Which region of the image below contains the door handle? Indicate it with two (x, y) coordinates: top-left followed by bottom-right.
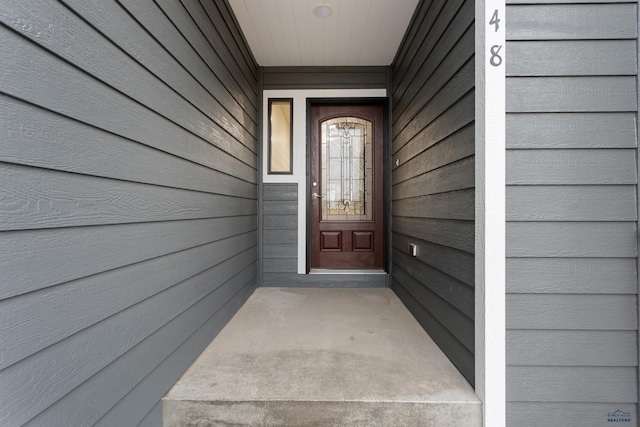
(312, 192), (322, 199)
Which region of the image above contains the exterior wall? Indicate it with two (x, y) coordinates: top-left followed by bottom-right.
(260, 69), (388, 288)
(263, 183), (299, 281)
(263, 66), (388, 90)
(505, 1), (639, 425)
(0, 0), (258, 425)
(390, 0), (476, 384)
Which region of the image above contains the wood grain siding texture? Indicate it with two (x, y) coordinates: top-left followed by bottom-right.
(263, 184), (298, 277)
(506, 1), (639, 425)
(391, 0), (475, 384)
(0, 0), (258, 425)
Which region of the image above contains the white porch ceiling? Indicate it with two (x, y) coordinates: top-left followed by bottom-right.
(228, 0), (419, 67)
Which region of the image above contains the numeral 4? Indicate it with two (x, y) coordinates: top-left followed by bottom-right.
(489, 10), (500, 32)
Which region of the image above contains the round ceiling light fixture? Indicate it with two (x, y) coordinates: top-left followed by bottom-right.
(313, 4), (333, 18)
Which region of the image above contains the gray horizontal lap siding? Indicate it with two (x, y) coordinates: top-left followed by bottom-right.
(263, 66), (388, 90)
(505, 1), (639, 426)
(263, 184), (299, 278)
(390, 0), (475, 384)
(0, 0), (258, 425)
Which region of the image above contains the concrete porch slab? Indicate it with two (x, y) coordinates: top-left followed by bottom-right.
(163, 288), (481, 426)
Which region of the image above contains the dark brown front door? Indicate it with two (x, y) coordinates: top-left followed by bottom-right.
(310, 103), (384, 269)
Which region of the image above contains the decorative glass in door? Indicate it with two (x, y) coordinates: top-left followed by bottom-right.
(320, 117), (373, 221)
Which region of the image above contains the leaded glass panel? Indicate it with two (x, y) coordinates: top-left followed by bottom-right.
(320, 117), (373, 221)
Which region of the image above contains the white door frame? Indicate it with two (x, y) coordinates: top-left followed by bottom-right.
(262, 88), (387, 275)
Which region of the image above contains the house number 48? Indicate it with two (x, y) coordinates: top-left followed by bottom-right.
(489, 9), (502, 67)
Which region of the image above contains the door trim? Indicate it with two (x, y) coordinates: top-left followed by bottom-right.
(308, 101), (386, 270)
(261, 89), (387, 275)
(306, 98), (389, 273)
(475, 0), (506, 424)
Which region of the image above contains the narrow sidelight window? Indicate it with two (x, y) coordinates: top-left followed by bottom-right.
(268, 98), (293, 174)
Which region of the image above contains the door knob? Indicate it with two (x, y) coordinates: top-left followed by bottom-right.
(312, 192), (322, 199)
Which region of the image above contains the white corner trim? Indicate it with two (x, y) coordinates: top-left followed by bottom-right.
(262, 89), (387, 274)
(475, 0), (506, 426)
